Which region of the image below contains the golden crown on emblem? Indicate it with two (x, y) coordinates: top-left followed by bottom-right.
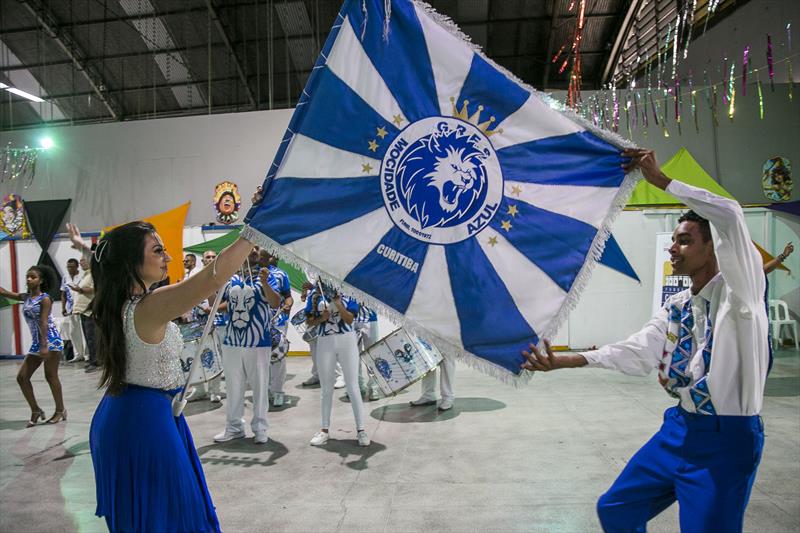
(449, 97), (503, 137)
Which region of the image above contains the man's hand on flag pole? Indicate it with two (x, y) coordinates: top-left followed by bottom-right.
(622, 148), (672, 191)
(521, 339), (588, 372)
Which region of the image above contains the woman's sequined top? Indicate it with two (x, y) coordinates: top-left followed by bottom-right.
(123, 297), (184, 390)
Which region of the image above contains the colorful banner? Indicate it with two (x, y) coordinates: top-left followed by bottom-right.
(242, 0), (638, 379)
(105, 203), (190, 284)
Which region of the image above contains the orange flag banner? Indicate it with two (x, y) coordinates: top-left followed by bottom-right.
(105, 203), (190, 284)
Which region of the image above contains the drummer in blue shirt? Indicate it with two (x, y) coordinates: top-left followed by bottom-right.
(259, 250), (294, 407)
(305, 283), (370, 447)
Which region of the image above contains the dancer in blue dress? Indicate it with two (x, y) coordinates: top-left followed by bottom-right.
(67, 215), (260, 533)
(1, 265), (66, 427)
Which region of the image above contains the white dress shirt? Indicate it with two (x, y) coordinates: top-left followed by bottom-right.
(583, 180), (769, 416)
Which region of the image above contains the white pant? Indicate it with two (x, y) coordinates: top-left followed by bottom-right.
(316, 332), (365, 430)
(222, 345), (269, 434)
(310, 337), (342, 381)
(270, 357), (286, 394)
(63, 314), (85, 358)
(419, 352), (455, 402)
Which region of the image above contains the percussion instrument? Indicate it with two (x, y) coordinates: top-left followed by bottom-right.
(179, 323), (223, 385)
(290, 309), (320, 342)
(360, 328), (443, 396)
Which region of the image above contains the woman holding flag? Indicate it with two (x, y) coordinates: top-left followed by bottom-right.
(68, 193), (260, 532)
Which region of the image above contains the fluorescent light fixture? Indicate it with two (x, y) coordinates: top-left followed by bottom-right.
(6, 87), (45, 103)
(0, 83), (8, 89)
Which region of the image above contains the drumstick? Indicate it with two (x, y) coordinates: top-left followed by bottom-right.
(172, 281), (226, 417)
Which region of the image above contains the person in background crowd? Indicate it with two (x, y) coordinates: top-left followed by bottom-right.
(60, 258), (85, 363)
(213, 248), (281, 445)
(0, 265), (66, 426)
(69, 253), (99, 374)
(259, 250), (293, 408)
(184, 253), (202, 279)
(305, 284), (370, 447)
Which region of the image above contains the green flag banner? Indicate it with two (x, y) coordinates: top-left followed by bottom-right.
(185, 228), (308, 291)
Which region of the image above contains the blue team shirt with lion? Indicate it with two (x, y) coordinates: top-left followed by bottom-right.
(222, 273), (273, 348)
(304, 290), (359, 337)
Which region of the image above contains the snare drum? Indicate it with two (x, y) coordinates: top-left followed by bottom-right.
(360, 328), (443, 396)
(180, 326), (224, 386)
(290, 309), (320, 342)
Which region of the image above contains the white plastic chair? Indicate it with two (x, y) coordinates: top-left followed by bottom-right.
(768, 299), (799, 350)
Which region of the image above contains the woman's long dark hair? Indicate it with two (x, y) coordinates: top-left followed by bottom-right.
(91, 221), (156, 395)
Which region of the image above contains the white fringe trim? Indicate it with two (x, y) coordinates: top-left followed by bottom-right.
(242, 0), (643, 386)
(240, 226), (535, 387)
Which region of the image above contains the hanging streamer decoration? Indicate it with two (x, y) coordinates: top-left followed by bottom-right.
(789, 24), (794, 102)
(728, 60), (736, 120)
(566, 0), (587, 108)
(756, 68), (765, 119)
(689, 72), (699, 133)
(1, 144), (42, 187)
(767, 34), (775, 91)
(742, 45), (749, 96)
(722, 56), (729, 105)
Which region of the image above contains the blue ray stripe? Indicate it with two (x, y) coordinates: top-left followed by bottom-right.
(246, 5), (350, 223)
(345, 0), (438, 122)
(344, 226), (429, 314)
(296, 67), (400, 159)
(445, 238), (536, 375)
(491, 197), (597, 292)
(246, 177), (383, 245)
(456, 54), (530, 128)
(599, 235), (640, 282)
(497, 131), (626, 187)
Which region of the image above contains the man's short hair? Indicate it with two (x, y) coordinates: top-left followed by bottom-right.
(677, 210), (712, 242)
(67, 258), (79, 265)
(185, 253), (196, 258)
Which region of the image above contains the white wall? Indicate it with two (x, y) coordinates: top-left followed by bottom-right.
(0, 109), (294, 229)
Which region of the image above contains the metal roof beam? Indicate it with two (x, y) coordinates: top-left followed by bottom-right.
(601, 0), (646, 86)
(18, 0), (123, 119)
(204, 0), (255, 107)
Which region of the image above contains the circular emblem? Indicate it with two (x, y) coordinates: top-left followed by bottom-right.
(380, 117), (502, 244)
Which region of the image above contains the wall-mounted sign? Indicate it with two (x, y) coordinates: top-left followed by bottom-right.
(214, 181), (241, 224)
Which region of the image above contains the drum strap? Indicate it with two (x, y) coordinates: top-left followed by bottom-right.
(172, 286), (226, 417)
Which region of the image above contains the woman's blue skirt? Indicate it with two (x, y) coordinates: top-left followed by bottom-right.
(90, 384), (221, 533)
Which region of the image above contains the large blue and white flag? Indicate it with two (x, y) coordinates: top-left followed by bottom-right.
(243, 0), (639, 380)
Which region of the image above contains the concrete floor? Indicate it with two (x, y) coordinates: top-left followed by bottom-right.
(0, 348), (798, 533)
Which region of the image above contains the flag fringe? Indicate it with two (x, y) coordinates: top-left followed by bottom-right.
(240, 225), (536, 387)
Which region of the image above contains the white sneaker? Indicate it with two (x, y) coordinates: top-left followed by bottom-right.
(310, 431), (329, 446)
(214, 430), (245, 443)
(254, 430), (269, 444)
(209, 394), (222, 403)
(438, 398), (454, 411)
(357, 430), (371, 447)
(334, 377), (346, 389)
(273, 392), (284, 407)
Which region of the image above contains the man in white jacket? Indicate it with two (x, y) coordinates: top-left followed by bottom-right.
(523, 148), (768, 533)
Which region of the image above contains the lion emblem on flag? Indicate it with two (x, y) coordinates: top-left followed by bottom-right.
(397, 123), (489, 229)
